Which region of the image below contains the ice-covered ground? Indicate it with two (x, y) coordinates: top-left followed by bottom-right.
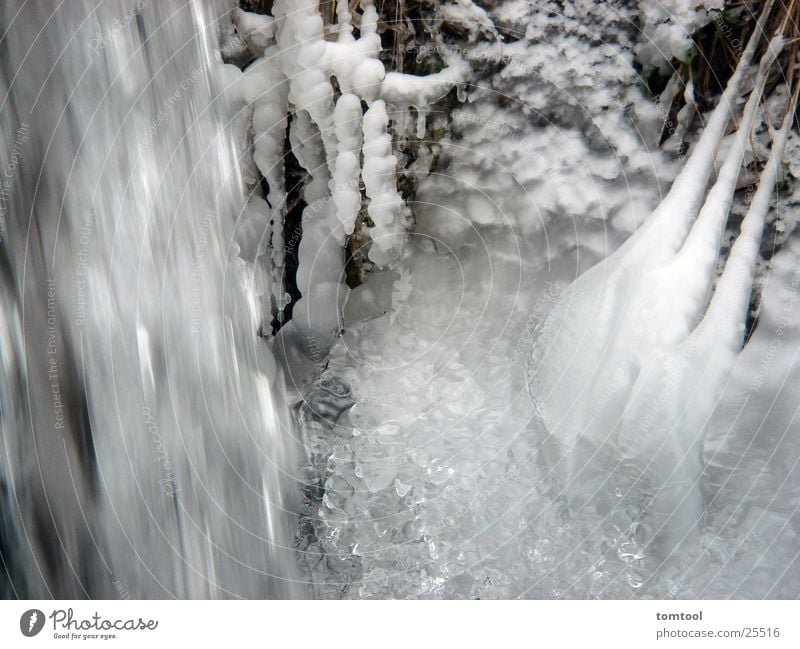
(281, 1), (800, 599)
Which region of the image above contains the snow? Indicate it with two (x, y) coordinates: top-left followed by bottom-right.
(635, 0), (724, 71)
(233, 8), (275, 57)
(381, 61), (469, 109)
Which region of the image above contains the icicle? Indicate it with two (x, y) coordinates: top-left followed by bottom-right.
(697, 87), (798, 350)
(623, 0), (776, 259)
(658, 70), (683, 115)
(326, 0), (384, 101)
(359, 0), (380, 45)
(244, 53), (289, 210)
(243, 0), (479, 330)
(239, 44), (290, 323)
(415, 107), (427, 139)
(273, 0), (338, 173)
(332, 93), (364, 241)
(290, 109), (330, 205)
(666, 34), (784, 332)
(362, 100), (405, 266)
(381, 60), (470, 108)
(336, 0), (354, 42)
(524, 0), (796, 570)
(673, 79), (696, 143)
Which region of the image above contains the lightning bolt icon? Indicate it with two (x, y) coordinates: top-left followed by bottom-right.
(28, 611), (37, 632)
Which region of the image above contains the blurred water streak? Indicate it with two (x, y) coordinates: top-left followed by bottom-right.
(0, 0), (302, 598)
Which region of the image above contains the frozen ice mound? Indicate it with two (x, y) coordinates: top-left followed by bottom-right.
(293, 232), (656, 598)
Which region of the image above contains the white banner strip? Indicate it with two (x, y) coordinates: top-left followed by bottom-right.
(1, 600), (799, 648)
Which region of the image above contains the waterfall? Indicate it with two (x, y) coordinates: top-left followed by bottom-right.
(0, 0), (302, 598)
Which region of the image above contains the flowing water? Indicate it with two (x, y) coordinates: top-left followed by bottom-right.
(0, 0), (302, 598)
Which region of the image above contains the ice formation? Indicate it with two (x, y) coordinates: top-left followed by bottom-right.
(527, 5), (792, 560)
(225, 0), (467, 343)
(293, 0), (800, 600)
(361, 100), (407, 266)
